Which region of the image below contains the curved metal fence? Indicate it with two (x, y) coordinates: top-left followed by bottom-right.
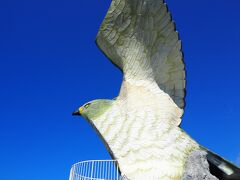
(69, 160), (121, 180)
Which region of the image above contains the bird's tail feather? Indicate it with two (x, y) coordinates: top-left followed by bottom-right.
(200, 146), (240, 180)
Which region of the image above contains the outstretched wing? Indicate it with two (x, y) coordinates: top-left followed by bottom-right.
(96, 0), (186, 109)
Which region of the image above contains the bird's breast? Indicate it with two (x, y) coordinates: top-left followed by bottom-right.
(94, 102), (198, 180)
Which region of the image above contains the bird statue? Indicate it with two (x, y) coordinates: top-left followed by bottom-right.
(72, 0), (240, 179)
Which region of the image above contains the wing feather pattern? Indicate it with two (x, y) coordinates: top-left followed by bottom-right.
(96, 0), (186, 109)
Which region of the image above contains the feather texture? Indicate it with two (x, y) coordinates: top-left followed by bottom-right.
(93, 94), (199, 179)
(96, 0), (186, 109)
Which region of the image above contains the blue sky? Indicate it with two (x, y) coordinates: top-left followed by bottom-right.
(0, 0), (240, 179)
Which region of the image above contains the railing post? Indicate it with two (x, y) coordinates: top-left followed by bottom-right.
(90, 161), (94, 179)
(69, 166), (73, 180)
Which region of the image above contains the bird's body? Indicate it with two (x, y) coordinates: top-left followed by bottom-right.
(87, 81), (199, 179)
(73, 0), (240, 179)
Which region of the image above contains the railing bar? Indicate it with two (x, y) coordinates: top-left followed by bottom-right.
(94, 161), (97, 179)
(113, 161), (115, 180)
(102, 160), (105, 179)
(113, 162), (115, 180)
(81, 163), (83, 180)
(87, 162), (89, 180)
(109, 161), (111, 180)
(102, 160), (104, 179)
(105, 161), (107, 180)
(90, 162), (92, 179)
(114, 162), (117, 180)
(89, 161), (91, 179)
(90, 161), (94, 179)
(98, 161), (101, 179)
(83, 162), (86, 179)
(87, 162), (90, 178)
(105, 160), (107, 179)
(83, 163), (85, 180)
(80, 164), (82, 180)
(74, 165), (77, 180)
(83, 161), (86, 179)
(80, 163), (83, 180)
(100, 161), (102, 179)
(77, 164), (80, 179)
(111, 161), (113, 180)
(107, 160), (109, 179)
(69, 166), (73, 180)
(106, 161), (108, 180)
(97, 162), (101, 178)
(86, 162), (88, 179)
(109, 162), (112, 180)
(70, 166), (72, 180)
(112, 161), (113, 180)
(74, 165), (76, 180)
(75, 164), (78, 180)
(86, 162), (89, 179)
(108, 161), (110, 180)
(98, 161), (100, 179)
(117, 163), (119, 180)
(112, 161), (114, 180)
(106, 161), (108, 179)
(94, 161), (96, 179)
(90, 161), (92, 179)
(110, 161), (111, 180)
(85, 162), (87, 179)
(81, 163), (83, 178)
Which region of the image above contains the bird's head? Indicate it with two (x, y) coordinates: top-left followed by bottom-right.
(72, 99), (113, 121)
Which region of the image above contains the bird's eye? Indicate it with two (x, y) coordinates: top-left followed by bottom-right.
(84, 103), (91, 109)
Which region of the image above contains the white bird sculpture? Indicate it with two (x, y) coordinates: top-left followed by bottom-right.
(73, 0), (240, 179)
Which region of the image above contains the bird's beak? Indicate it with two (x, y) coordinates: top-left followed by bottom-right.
(72, 110), (80, 116)
(72, 106), (84, 116)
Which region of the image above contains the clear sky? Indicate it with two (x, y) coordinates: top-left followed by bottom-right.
(0, 0), (240, 179)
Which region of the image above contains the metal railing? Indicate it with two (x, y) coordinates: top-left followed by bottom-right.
(69, 160), (121, 180)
